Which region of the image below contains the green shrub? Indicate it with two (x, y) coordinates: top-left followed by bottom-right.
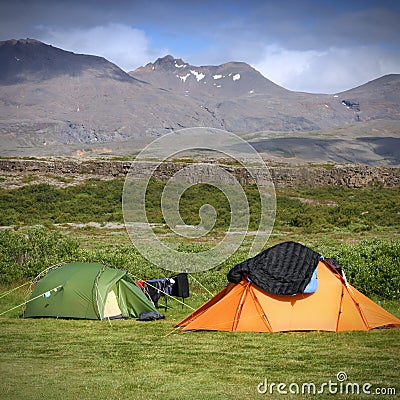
(324, 240), (400, 300)
(0, 227), (80, 283)
(275, 187), (399, 233)
(0, 180), (124, 225)
(1, 179), (399, 234)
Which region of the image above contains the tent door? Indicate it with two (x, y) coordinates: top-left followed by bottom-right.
(103, 285), (122, 319)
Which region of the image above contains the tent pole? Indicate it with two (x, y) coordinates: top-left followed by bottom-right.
(345, 285), (370, 329)
(249, 286), (273, 332)
(94, 267), (106, 320)
(335, 286), (345, 331)
(232, 280), (251, 331)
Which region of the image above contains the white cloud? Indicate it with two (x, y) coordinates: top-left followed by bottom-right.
(36, 23), (167, 71)
(253, 44), (319, 88)
(28, 20), (400, 93)
(254, 44), (400, 93)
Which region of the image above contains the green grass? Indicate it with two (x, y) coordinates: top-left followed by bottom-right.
(0, 316), (399, 400)
(0, 269), (399, 400)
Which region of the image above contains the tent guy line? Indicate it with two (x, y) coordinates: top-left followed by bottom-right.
(0, 281), (30, 299)
(0, 285), (62, 317)
(188, 274), (215, 298)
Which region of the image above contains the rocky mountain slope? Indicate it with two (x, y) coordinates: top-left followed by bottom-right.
(130, 55), (400, 132)
(131, 54), (288, 98)
(0, 39), (219, 144)
(0, 38), (133, 85)
(0, 39), (399, 164)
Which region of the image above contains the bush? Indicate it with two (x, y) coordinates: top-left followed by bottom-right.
(275, 187), (400, 233)
(0, 227), (80, 283)
(1, 180), (399, 235)
(0, 180), (124, 225)
(324, 240), (400, 300)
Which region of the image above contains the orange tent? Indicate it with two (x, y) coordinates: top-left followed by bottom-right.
(177, 244), (400, 332)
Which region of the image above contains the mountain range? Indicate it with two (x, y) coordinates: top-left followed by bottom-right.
(0, 38), (399, 164)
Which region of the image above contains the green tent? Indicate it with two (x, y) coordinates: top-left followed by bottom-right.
(24, 262), (158, 319)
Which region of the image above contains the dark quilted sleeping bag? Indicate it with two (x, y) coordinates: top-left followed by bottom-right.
(227, 241), (321, 295)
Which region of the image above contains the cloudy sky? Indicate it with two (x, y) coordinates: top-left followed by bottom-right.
(1, 0), (399, 93)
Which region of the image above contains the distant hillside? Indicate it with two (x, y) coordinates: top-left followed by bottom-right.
(0, 38), (134, 85)
(0, 39), (399, 164)
(0, 39), (218, 145)
(339, 74), (400, 120)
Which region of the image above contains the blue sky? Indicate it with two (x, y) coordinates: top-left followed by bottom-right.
(1, 0), (399, 93)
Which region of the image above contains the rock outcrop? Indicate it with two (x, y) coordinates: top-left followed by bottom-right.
(0, 159), (399, 188)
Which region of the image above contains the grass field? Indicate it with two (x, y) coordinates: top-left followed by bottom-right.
(0, 180), (399, 399)
(1, 255), (399, 400)
(0, 314), (399, 400)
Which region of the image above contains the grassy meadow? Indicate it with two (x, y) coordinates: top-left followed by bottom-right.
(0, 177), (399, 399)
(0, 318), (399, 400)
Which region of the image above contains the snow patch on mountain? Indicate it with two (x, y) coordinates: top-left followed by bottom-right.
(177, 73), (190, 82)
(213, 74), (223, 80)
(175, 62), (187, 68)
(233, 73), (241, 81)
(190, 70), (205, 82)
